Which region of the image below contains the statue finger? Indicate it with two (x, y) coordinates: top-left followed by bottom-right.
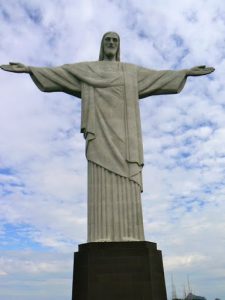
(0, 64), (12, 70)
(203, 67), (214, 74)
(208, 67), (215, 72)
(9, 62), (20, 65)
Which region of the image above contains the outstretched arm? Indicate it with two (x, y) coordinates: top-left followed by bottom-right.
(138, 65), (215, 99)
(0, 62), (31, 73)
(1, 62), (82, 97)
(186, 65), (215, 76)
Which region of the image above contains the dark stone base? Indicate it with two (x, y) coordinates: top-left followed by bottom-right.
(72, 241), (167, 300)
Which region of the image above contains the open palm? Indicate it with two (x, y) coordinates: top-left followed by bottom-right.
(0, 62), (28, 73)
(187, 65), (215, 76)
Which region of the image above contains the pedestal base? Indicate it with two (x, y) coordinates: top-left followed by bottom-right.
(72, 241), (167, 300)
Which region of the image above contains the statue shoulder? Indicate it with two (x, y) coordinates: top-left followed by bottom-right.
(120, 62), (139, 73)
(61, 61), (98, 73)
(63, 61), (94, 68)
(122, 62), (137, 68)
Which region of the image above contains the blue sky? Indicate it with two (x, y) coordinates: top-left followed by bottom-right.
(0, 1), (225, 299)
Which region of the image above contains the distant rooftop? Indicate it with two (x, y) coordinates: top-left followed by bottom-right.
(185, 293), (206, 300)
(173, 293), (207, 300)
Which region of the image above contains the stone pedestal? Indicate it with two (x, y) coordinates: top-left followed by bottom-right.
(71, 241), (167, 300)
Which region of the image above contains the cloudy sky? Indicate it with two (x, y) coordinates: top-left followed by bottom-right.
(0, 0), (224, 299)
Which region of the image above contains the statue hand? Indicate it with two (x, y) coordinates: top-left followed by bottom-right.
(187, 65), (215, 76)
(0, 62), (29, 73)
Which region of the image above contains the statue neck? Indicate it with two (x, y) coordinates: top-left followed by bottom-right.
(103, 54), (117, 61)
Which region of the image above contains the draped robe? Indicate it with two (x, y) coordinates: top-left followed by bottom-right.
(30, 61), (187, 242)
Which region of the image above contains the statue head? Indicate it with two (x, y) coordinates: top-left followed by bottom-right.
(99, 32), (120, 61)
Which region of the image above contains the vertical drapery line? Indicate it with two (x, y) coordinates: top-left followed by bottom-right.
(111, 173), (115, 239)
(87, 161), (145, 242)
(97, 164), (101, 240)
(131, 181), (136, 238)
(87, 161), (91, 241)
(134, 181), (139, 238)
(125, 178), (131, 238)
(111, 170), (115, 239)
(122, 176), (128, 238)
(88, 161), (94, 242)
(136, 182), (143, 238)
(106, 165), (111, 240)
(93, 162), (97, 240)
(89, 161), (92, 241)
(101, 166), (106, 239)
(114, 173), (119, 240)
(117, 174), (122, 240)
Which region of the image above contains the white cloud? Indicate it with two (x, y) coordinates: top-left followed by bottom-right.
(0, 1), (225, 299)
(164, 254), (208, 271)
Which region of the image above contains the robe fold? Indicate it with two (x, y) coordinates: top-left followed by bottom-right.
(30, 61), (187, 241)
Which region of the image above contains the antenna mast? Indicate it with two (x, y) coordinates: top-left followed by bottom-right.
(171, 274), (177, 299)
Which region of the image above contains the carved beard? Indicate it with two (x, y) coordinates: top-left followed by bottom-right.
(103, 46), (118, 59)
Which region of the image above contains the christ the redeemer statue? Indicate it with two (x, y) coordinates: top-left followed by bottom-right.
(1, 32), (214, 243)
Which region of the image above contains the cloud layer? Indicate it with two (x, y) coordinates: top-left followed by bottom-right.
(0, 1), (224, 299)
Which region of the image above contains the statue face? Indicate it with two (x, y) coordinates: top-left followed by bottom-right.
(103, 32), (119, 60)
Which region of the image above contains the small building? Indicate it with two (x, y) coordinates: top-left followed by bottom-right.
(172, 292), (207, 300)
(185, 293), (207, 300)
